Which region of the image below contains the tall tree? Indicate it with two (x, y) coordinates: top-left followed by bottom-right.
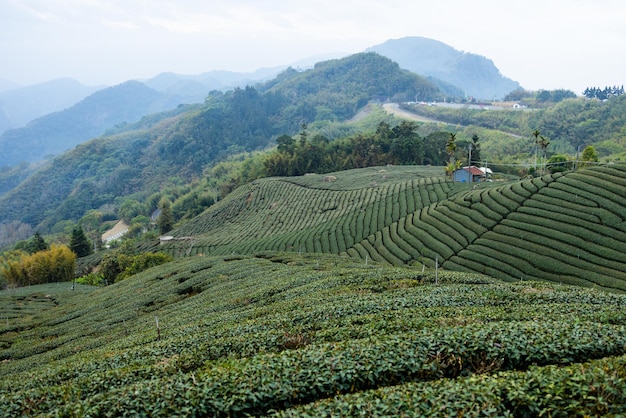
(537, 135), (551, 175)
(276, 134), (296, 155)
(532, 129), (541, 173)
(445, 133), (457, 178)
(30, 231), (49, 253)
(69, 226), (92, 257)
(446, 133), (457, 164)
(157, 199), (175, 235)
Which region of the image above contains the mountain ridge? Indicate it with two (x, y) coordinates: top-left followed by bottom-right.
(367, 36), (521, 99)
(0, 81), (189, 168)
(0, 53), (438, 232)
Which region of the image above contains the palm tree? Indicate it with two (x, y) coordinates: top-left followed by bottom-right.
(532, 129), (541, 173)
(538, 135), (550, 175)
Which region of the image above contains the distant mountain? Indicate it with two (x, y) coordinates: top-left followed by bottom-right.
(366, 36), (521, 99)
(0, 81), (185, 168)
(142, 53), (348, 102)
(0, 78), (101, 134)
(143, 67), (286, 102)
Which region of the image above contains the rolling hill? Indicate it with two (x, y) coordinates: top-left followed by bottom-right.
(0, 78), (101, 135)
(160, 164), (626, 291)
(1, 253), (625, 415)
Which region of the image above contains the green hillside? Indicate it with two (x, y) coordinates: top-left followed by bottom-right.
(161, 164), (626, 291)
(1, 254), (626, 416)
(0, 53), (441, 234)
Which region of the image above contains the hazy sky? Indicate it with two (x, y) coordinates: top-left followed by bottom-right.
(2, 0), (625, 94)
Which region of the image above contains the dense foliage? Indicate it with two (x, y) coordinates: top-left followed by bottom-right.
(583, 85), (624, 100)
(262, 53), (439, 128)
(406, 94), (626, 161)
(503, 88), (577, 105)
(0, 244), (75, 287)
(263, 121), (450, 177)
(1, 254), (625, 415)
(69, 226), (92, 257)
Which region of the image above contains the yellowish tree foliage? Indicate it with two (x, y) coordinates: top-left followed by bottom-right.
(0, 244), (76, 287)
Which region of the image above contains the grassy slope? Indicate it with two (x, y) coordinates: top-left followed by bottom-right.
(163, 164), (626, 291)
(1, 253), (625, 416)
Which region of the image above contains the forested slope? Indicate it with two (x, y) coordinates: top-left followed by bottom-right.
(0, 53), (441, 234)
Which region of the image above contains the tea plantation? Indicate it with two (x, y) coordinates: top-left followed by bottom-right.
(163, 164), (626, 291)
(1, 253), (626, 416)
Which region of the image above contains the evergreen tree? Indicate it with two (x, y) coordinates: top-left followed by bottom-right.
(30, 231), (49, 253)
(157, 199), (174, 235)
(69, 226), (93, 257)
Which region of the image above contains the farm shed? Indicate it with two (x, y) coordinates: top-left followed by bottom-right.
(453, 166), (486, 183)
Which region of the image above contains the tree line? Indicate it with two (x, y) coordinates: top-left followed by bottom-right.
(582, 86), (624, 100)
(262, 121), (453, 177)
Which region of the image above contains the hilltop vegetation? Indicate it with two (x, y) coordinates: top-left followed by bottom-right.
(160, 164), (626, 291)
(1, 254), (625, 415)
(406, 93), (626, 160)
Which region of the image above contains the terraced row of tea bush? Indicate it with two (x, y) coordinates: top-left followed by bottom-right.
(167, 166), (466, 257)
(1, 253), (626, 416)
(444, 165), (626, 290)
(162, 164), (626, 290)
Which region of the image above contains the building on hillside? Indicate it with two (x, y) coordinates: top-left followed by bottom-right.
(453, 166), (488, 183)
(101, 220), (129, 247)
(478, 167), (493, 178)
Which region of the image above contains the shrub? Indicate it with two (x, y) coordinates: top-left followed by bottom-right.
(75, 273), (105, 286)
(116, 252), (174, 281)
(105, 252), (175, 282)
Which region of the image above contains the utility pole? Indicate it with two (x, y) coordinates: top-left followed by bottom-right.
(574, 145), (582, 171)
(468, 143), (473, 186)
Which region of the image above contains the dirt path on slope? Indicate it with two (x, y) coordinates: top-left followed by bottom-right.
(382, 103), (447, 124)
(383, 103), (523, 138)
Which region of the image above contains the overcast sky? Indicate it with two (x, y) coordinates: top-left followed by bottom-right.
(1, 0), (624, 94)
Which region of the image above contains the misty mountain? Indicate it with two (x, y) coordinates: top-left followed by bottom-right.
(0, 81), (188, 168)
(142, 53), (346, 101)
(366, 36), (521, 99)
(143, 67), (286, 102)
(0, 78), (101, 135)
